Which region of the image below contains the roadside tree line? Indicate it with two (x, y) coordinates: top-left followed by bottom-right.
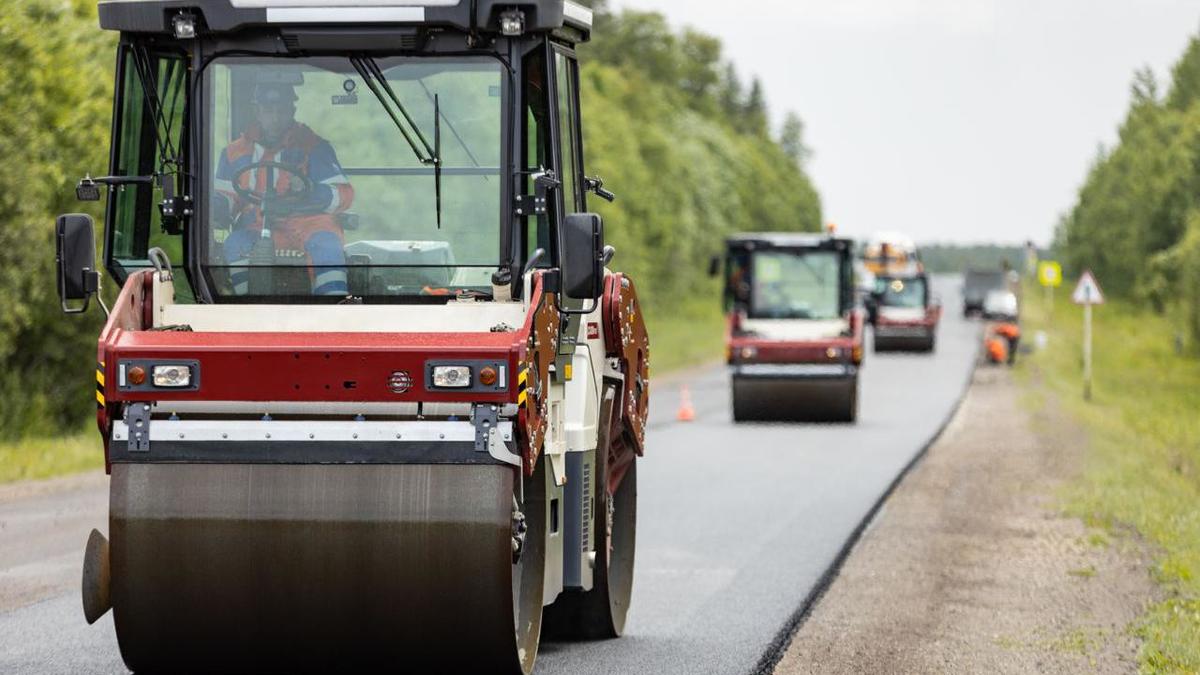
(1057, 34), (1200, 351)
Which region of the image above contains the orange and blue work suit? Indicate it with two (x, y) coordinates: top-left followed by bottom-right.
(215, 122), (355, 296)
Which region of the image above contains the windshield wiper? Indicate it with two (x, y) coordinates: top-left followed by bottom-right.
(351, 56), (436, 164)
(417, 80), (484, 173)
(351, 56), (443, 228)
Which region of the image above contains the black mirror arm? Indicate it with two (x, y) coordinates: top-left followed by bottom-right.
(60, 270), (108, 318)
(556, 288), (602, 317)
(76, 174), (155, 202)
(584, 176), (615, 202)
(59, 270), (98, 315)
(523, 248), (547, 278)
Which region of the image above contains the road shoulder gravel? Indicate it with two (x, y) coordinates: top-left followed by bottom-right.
(774, 366), (1158, 674)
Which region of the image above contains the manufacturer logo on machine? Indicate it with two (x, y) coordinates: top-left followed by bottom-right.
(388, 370), (413, 394)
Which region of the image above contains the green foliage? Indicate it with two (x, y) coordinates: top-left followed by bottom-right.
(1058, 35), (1200, 349)
(0, 0), (113, 439)
(579, 5), (822, 318)
(779, 112), (812, 168)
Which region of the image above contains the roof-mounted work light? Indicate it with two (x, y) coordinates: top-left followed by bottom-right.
(499, 9), (526, 36)
(172, 13), (197, 39)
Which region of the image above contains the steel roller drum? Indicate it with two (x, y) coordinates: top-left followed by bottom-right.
(732, 376), (858, 423)
(109, 462), (540, 674)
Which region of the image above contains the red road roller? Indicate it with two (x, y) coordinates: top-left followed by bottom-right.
(56, 2), (649, 672)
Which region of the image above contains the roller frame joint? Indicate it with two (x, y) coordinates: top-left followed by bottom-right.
(124, 403), (152, 453)
(472, 404), (501, 454)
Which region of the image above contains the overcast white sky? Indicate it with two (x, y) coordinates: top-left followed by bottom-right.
(613, 0), (1200, 245)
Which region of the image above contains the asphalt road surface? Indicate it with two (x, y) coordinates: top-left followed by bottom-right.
(0, 276), (977, 675)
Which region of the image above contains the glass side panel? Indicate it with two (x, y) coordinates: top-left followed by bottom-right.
(523, 48), (552, 262)
(554, 51), (581, 215)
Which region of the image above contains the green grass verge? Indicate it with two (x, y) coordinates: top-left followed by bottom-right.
(1020, 283), (1200, 673)
(643, 298), (727, 376)
(0, 429), (104, 484)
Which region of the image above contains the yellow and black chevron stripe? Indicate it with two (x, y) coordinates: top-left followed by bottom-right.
(96, 362), (106, 408)
(517, 367), (529, 408)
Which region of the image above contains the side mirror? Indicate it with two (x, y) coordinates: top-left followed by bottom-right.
(708, 255), (721, 278)
(562, 213), (605, 302)
(56, 214), (100, 314)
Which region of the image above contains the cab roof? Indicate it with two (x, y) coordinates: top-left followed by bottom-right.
(726, 232), (852, 251)
(98, 0), (593, 41)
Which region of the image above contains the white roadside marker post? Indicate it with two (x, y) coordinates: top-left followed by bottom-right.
(1083, 302), (1093, 399)
(1072, 270), (1105, 401)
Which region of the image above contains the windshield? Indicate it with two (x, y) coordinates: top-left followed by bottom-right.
(877, 277), (927, 308)
(202, 56), (503, 301)
(749, 250), (842, 320)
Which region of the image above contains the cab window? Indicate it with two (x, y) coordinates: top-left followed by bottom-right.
(554, 50), (584, 216)
(522, 48), (553, 263)
(106, 46), (193, 301)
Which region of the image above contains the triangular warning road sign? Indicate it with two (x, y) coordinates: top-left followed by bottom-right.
(1072, 270), (1105, 305)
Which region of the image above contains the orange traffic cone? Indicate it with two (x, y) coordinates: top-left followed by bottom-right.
(677, 385), (696, 422)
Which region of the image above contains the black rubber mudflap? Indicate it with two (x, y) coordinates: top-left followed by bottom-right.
(732, 375), (858, 423)
(109, 463), (533, 674)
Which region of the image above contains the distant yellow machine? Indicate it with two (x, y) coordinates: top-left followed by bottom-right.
(862, 232), (922, 277)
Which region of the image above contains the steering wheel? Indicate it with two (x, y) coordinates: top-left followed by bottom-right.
(231, 160), (314, 207)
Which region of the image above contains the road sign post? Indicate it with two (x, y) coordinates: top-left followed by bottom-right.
(1072, 270), (1105, 401)
(1039, 261), (1063, 317)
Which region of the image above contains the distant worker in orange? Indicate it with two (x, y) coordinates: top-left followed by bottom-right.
(994, 321), (1021, 366)
(982, 288), (1021, 366)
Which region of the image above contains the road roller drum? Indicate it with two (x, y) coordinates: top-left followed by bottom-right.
(108, 462), (545, 674)
(732, 373), (858, 423)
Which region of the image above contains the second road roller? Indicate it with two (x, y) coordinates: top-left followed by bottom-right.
(54, 1), (649, 672)
(713, 233), (864, 423)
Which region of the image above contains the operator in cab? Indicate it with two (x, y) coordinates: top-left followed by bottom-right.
(212, 83), (355, 296)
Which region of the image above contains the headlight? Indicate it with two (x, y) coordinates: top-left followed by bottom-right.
(152, 364), (193, 388)
(432, 366), (472, 389)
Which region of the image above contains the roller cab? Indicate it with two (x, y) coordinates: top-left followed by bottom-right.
(54, 2), (650, 673)
(869, 272), (941, 352)
(714, 234), (862, 423)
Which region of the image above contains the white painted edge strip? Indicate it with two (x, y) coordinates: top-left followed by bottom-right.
(266, 7), (426, 23)
(114, 419), (514, 444)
